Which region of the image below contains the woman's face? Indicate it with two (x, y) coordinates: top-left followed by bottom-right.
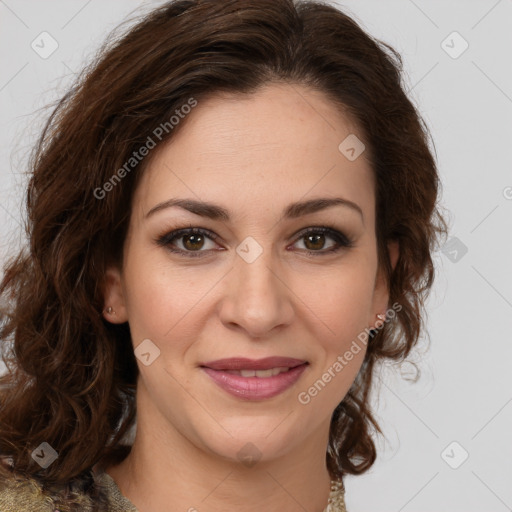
(105, 82), (396, 466)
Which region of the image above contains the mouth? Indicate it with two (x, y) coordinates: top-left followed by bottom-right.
(221, 367), (294, 377)
(199, 357), (309, 400)
(199, 356), (308, 372)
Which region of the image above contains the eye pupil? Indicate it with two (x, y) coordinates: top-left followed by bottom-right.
(305, 233), (325, 250)
(158, 226), (349, 258)
(184, 234), (204, 250)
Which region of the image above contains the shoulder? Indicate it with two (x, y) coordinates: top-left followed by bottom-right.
(0, 474), (55, 511)
(95, 471), (139, 512)
(328, 479), (348, 512)
(0, 470), (139, 512)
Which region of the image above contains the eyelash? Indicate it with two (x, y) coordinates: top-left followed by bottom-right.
(156, 225), (354, 258)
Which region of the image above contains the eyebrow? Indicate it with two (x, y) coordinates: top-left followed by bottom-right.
(145, 197), (363, 222)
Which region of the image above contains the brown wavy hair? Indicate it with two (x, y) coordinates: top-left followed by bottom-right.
(0, 0), (448, 508)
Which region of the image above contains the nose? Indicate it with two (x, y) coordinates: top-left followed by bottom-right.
(218, 250), (295, 338)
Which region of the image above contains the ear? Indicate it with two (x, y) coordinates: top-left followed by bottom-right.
(369, 240), (399, 325)
(102, 266), (129, 324)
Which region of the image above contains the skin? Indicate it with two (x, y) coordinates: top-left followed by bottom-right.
(100, 82), (399, 512)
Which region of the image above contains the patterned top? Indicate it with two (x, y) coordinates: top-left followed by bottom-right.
(0, 471), (347, 511)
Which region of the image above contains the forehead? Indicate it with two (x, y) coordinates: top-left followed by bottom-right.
(134, 83), (375, 224)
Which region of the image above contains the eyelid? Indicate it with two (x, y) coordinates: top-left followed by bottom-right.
(155, 224), (354, 257)
(156, 226), (221, 254)
(292, 226), (354, 248)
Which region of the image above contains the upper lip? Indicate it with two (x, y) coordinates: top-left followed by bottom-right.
(200, 357), (308, 371)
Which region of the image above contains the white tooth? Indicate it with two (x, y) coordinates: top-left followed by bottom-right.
(254, 369), (274, 378)
(242, 367), (291, 377)
(225, 367), (293, 377)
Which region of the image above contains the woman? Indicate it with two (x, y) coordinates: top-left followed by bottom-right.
(0, 0), (448, 510)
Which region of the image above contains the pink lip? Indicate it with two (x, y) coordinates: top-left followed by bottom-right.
(200, 360), (309, 401)
(200, 357), (307, 371)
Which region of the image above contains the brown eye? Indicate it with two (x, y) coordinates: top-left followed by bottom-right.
(303, 233), (327, 251)
(182, 233), (206, 251)
(156, 225), (353, 259)
(156, 227), (220, 257)
(292, 226), (354, 254)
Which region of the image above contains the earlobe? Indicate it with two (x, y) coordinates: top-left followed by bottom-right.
(102, 266), (128, 323)
(369, 239), (400, 328)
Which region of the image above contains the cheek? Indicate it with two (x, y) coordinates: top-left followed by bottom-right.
(303, 268), (373, 402)
(303, 259), (376, 341)
(121, 249), (205, 343)
(123, 235), (377, 346)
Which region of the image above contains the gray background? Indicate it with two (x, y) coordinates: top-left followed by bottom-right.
(1, 1), (511, 511)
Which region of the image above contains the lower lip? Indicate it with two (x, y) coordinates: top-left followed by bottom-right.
(201, 364), (308, 400)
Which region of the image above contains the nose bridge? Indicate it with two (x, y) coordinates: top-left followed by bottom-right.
(221, 239), (293, 336)
(237, 247), (277, 296)
(235, 242), (281, 307)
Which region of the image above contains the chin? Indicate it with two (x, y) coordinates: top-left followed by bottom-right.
(197, 421), (301, 466)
